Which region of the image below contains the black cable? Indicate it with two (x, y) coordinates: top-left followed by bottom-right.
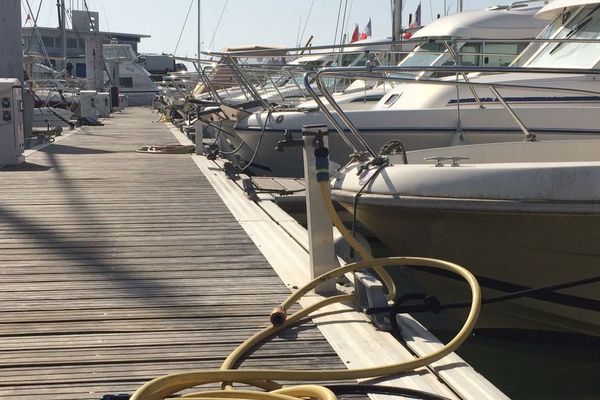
(325, 384), (452, 400)
(367, 274), (600, 315)
(238, 111), (272, 172)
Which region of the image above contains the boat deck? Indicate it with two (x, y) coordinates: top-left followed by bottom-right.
(0, 107), (504, 400)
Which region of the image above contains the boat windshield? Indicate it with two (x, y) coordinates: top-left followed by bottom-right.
(103, 45), (137, 62)
(516, 5), (600, 69)
(398, 42), (449, 73)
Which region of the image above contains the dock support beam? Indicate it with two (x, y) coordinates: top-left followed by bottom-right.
(302, 125), (337, 294)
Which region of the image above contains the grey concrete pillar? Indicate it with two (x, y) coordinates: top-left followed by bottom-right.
(0, 0), (23, 81)
(0, 0), (32, 139)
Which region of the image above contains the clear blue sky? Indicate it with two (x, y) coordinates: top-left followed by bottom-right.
(24, 1), (522, 56)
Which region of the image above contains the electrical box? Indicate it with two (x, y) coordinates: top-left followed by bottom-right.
(96, 92), (111, 117)
(0, 78), (24, 166)
(79, 90), (97, 120)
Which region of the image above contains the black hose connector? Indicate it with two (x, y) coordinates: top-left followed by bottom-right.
(314, 147), (330, 182)
(270, 306), (287, 326)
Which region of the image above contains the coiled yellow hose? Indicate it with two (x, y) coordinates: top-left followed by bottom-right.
(129, 181), (481, 400)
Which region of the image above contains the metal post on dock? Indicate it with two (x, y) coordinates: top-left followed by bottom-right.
(195, 120), (205, 155)
(302, 125), (337, 294)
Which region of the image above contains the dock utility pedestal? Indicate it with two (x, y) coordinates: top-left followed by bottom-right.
(79, 90), (98, 122)
(0, 78), (24, 166)
(97, 92), (111, 117)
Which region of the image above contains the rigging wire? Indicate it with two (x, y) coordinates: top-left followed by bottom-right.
(206, 0), (231, 51)
(342, 0), (355, 42)
(333, 0), (344, 47)
(339, 0), (349, 45)
(25, 0), (45, 54)
(295, 14), (302, 47)
(208, 0), (229, 52)
(174, 0), (195, 55)
(101, 4), (111, 33)
(298, 0), (315, 48)
(23, 0), (53, 67)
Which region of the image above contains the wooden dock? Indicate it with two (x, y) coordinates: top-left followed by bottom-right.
(0, 107), (506, 400)
(0, 109), (346, 399)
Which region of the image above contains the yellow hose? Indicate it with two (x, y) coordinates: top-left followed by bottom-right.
(130, 257), (480, 400)
(129, 177), (481, 400)
(318, 181), (397, 300)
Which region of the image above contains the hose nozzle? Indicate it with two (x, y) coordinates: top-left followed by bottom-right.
(270, 306), (287, 326)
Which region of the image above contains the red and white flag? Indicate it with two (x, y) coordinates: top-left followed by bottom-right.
(403, 2), (422, 39)
(359, 18), (372, 40)
(350, 23), (360, 43)
(410, 2), (422, 28)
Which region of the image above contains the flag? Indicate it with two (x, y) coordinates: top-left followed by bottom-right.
(403, 2), (422, 39)
(25, 14), (32, 24)
(409, 2), (422, 28)
(350, 23), (360, 43)
(359, 18), (371, 40)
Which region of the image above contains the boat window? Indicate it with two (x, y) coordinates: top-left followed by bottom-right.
(458, 43), (481, 66)
(329, 53), (369, 67)
(350, 53), (369, 66)
(481, 43), (521, 66)
(525, 5), (600, 69)
(104, 45), (137, 62)
(350, 94), (384, 103)
(383, 93), (400, 106)
(511, 13), (564, 67)
(119, 77), (133, 88)
(399, 42), (448, 71)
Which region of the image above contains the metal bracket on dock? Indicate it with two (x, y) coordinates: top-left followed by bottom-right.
(354, 271), (392, 331)
(242, 178), (258, 200)
(223, 162), (241, 180)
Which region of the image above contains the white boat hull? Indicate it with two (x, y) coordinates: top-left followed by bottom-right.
(331, 142), (600, 336)
(234, 105), (600, 177)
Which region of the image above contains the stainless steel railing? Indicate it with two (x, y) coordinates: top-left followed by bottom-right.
(303, 65), (600, 159)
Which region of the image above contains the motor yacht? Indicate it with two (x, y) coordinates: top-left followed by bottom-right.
(329, 0), (600, 337)
(233, 4), (586, 177)
(103, 43), (159, 106)
(199, 39), (398, 166)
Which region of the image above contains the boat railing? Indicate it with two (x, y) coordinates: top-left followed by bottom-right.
(192, 40), (415, 108)
(195, 52), (398, 108)
(191, 37), (554, 110)
(303, 64), (600, 160)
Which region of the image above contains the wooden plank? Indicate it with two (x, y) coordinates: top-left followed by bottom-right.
(0, 108), (349, 400)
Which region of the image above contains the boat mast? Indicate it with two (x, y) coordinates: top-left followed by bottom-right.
(392, 0), (402, 62)
(58, 0), (67, 70)
(197, 0), (201, 63)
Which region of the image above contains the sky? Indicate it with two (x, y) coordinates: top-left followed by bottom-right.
(23, 0), (524, 57)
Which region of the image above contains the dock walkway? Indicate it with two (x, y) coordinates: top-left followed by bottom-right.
(0, 108), (347, 399)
